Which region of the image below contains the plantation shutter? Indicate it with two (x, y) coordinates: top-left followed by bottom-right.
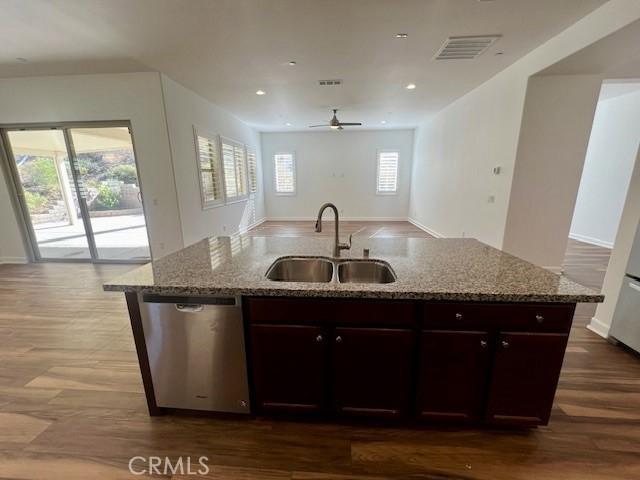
(221, 138), (248, 201)
(376, 151), (399, 194)
(196, 133), (223, 207)
(274, 153), (295, 194)
(247, 151), (258, 193)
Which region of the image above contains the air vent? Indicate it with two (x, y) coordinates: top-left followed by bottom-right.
(318, 79), (342, 86)
(434, 35), (501, 60)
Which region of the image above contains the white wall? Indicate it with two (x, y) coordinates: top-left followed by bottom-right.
(262, 130), (413, 220)
(502, 74), (603, 271)
(590, 147), (640, 337)
(0, 72), (183, 261)
(409, 69), (524, 244)
(569, 87), (640, 248)
(160, 75), (265, 246)
(409, 0), (640, 255)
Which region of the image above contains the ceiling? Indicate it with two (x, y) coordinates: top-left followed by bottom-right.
(7, 127), (131, 155)
(0, 0), (607, 131)
(540, 18), (640, 78)
(599, 81), (640, 101)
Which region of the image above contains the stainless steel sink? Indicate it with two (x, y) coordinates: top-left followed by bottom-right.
(265, 257), (334, 283)
(337, 260), (397, 284)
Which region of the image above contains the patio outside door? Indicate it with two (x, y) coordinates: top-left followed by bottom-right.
(2, 124), (151, 263)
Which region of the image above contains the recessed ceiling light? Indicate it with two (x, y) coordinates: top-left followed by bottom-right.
(288, 61), (297, 66)
(406, 83), (416, 90)
(256, 90), (266, 95)
(395, 33), (408, 39)
(285, 122), (292, 126)
(380, 120), (387, 124)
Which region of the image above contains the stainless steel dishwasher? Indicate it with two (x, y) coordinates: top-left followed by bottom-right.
(139, 294), (250, 413)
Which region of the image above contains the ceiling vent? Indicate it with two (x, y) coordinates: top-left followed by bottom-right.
(434, 35), (501, 60)
(318, 79), (342, 86)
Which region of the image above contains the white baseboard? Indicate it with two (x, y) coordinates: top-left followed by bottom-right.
(407, 218), (444, 238)
(264, 216), (409, 222)
(569, 232), (614, 249)
(0, 256), (29, 264)
(542, 265), (563, 275)
(587, 317), (610, 339)
(240, 217), (266, 233)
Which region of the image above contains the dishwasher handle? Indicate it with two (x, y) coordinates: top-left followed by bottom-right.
(175, 303), (204, 313)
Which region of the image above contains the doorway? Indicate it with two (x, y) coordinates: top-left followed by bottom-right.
(1, 123), (151, 263)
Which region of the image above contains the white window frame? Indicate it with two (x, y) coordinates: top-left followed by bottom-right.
(220, 136), (249, 204)
(247, 149), (258, 195)
(193, 126), (224, 209)
(273, 151), (296, 196)
(375, 150), (399, 195)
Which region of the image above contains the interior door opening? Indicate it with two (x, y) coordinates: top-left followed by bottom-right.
(2, 123), (151, 263)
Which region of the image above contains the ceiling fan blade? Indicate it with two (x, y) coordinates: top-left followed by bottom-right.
(338, 122), (362, 126)
(309, 124), (330, 128)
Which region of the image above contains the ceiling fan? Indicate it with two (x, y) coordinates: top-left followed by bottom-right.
(309, 109), (362, 130)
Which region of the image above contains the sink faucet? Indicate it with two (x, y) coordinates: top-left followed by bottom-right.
(315, 202), (352, 257)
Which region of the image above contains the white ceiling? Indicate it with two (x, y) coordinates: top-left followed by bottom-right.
(0, 0), (607, 131)
(599, 81), (640, 101)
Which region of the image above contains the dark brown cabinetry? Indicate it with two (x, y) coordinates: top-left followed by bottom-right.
(250, 324), (327, 413)
(417, 330), (490, 421)
(486, 332), (569, 426)
(246, 297), (575, 427)
(332, 327), (414, 417)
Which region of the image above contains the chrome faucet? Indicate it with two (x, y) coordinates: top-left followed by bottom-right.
(315, 202), (352, 257)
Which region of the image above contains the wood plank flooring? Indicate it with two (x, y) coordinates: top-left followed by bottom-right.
(0, 223), (639, 479)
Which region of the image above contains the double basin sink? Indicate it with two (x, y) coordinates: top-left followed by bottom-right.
(266, 256), (396, 284)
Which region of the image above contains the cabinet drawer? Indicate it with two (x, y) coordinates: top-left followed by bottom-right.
(246, 297), (415, 327)
(245, 297), (332, 324)
(423, 303), (574, 332)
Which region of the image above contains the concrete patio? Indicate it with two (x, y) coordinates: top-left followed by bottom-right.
(35, 214), (150, 261)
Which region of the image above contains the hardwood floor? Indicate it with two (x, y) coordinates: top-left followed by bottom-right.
(0, 224), (639, 479)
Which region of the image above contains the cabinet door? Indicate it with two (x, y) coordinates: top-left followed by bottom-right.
(486, 332), (568, 426)
(332, 327), (414, 417)
(417, 330), (490, 421)
(250, 324), (326, 414)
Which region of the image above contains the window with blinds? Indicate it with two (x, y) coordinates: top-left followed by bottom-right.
(274, 152), (295, 194)
(247, 151), (258, 194)
(376, 151), (399, 194)
(221, 137), (248, 202)
(195, 130), (224, 208)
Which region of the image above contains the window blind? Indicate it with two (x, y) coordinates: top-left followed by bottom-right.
(274, 153), (295, 194)
(196, 133), (223, 207)
(376, 151), (399, 194)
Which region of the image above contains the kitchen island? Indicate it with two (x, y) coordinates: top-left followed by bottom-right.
(104, 234), (603, 427)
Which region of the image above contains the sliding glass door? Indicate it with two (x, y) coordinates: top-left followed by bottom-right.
(67, 127), (150, 261)
(2, 124), (150, 263)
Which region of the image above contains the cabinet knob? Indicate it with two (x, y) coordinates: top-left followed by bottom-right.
(501, 340), (510, 349)
(335, 335), (343, 344)
(480, 340), (488, 348)
(455, 313), (463, 320)
(535, 314), (544, 324)
(315, 334), (323, 343)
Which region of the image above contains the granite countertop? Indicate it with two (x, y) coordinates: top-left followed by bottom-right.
(103, 235), (603, 303)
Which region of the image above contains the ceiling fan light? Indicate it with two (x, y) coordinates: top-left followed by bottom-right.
(330, 125), (340, 130)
